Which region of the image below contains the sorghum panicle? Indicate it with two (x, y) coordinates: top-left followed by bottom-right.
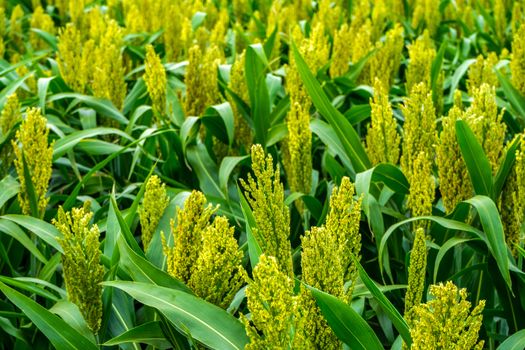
(242, 255), (307, 349)
(188, 216), (245, 309)
(144, 44), (167, 121)
(53, 202), (104, 333)
(240, 145), (294, 277)
(410, 282), (485, 350)
(366, 78), (401, 165)
(404, 227), (427, 325)
(139, 175), (169, 251)
(0, 94), (21, 178)
(436, 97), (472, 213)
(163, 190), (217, 283)
(500, 134), (525, 256)
(401, 82), (437, 182)
(12, 107), (53, 216)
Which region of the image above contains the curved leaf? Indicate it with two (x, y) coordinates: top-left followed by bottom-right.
(308, 286), (384, 350)
(497, 329), (525, 350)
(0, 282), (98, 350)
(103, 281), (249, 350)
(292, 40), (371, 174)
(104, 321), (170, 349)
(456, 120), (493, 197)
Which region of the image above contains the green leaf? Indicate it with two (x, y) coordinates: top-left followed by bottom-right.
(237, 185), (262, 269)
(0, 219), (47, 263)
(201, 103), (235, 146)
(48, 93), (128, 125)
(104, 321), (171, 349)
(117, 236), (192, 293)
(433, 237), (479, 283)
(62, 130), (169, 210)
(292, 40), (371, 174)
(456, 120), (493, 197)
(49, 300), (97, 344)
(0, 175), (19, 209)
(354, 258), (411, 346)
(219, 156), (249, 193)
(310, 119), (353, 174)
(308, 286), (384, 350)
(109, 195), (144, 257)
(246, 44), (271, 147)
(21, 153), (40, 218)
(496, 69), (525, 123)
(465, 196), (512, 289)
(372, 164), (410, 195)
(494, 135), (520, 197)
(1, 214), (63, 253)
(497, 329), (525, 350)
(447, 59), (476, 102)
(53, 127), (133, 160)
(0, 282), (98, 350)
(37, 76), (55, 112)
(103, 281), (249, 350)
(186, 144), (225, 200)
(379, 216), (483, 278)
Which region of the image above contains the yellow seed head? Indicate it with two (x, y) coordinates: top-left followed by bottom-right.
(163, 190), (218, 283)
(30, 6), (55, 50)
(330, 24), (352, 77)
(468, 53), (499, 94)
(242, 255), (306, 349)
(512, 1), (524, 34)
(371, 0), (388, 41)
(240, 145), (293, 277)
(500, 134), (525, 256)
(302, 225), (346, 299)
(9, 5), (24, 53)
(313, 0), (342, 34)
(298, 286), (339, 349)
(91, 20), (126, 110)
(325, 177), (362, 291)
(494, 0), (507, 44)
(144, 45), (167, 121)
(511, 22), (525, 96)
(366, 78), (401, 165)
(210, 9), (229, 48)
(0, 7), (5, 58)
(0, 94), (21, 177)
(406, 31), (435, 93)
(139, 175), (169, 251)
(404, 227), (427, 324)
(412, 0), (441, 36)
(184, 45), (222, 117)
(53, 202), (104, 333)
(368, 24), (404, 89)
(410, 282), (485, 350)
(284, 102), (312, 197)
(351, 19), (373, 67)
(188, 216), (245, 308)
(57, 24), (90, 93)
(228, 52), (252, 151)
(12, 108), (53, 216)
(407, 151), (435, 228)
(401, 82), (437, 181)
(465, 83), (506, 174)
(69, 0), (85, 27)
(436, 99), (473, 213)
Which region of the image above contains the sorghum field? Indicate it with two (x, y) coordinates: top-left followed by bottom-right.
(2, 0), (525, 349)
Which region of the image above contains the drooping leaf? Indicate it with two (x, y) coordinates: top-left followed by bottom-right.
(308, 286), (384, 350)
(0, 282), (98, 350)
(104, 281), (249, 350)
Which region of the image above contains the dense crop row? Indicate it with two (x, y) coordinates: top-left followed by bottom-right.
(1, 0), (525, 349)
